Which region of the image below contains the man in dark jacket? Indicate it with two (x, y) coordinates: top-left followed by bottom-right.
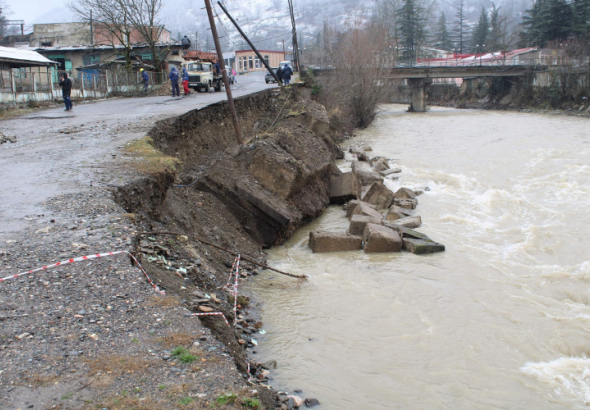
(169, 67), (180, 97)
(58, 73), (72, 111)
(181, 35), (191, 54)
(276, 66), (283, 83)
(140, 68), (149, 93)
(282, 64), (293, 85)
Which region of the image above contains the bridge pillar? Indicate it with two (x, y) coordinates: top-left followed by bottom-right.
(407, 78), (432, 112)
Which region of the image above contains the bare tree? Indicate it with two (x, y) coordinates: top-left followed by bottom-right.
(69, 0), (134, 70)
(318, 20), (390, 129)
(123, 0), (165, 72)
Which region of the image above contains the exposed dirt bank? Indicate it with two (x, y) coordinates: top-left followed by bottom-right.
(112, 84), (343, 408)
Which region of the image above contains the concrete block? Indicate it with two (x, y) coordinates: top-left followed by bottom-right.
(345, 200), (359, 218)
(349, 201), (382, 220)
(372, 157), (390, 173)
(384, 205), (414, 221)
(380, 168), (402, 177)
(394, 187), (417, 200)
(362, 223), (402, 253)
(402, 238), (445, 254)
(329, 172), (356, 204)
(394, 198), (418, 210)
(355, 170), (384, 186)
(384, 216), (422, 229)
(309, 231), (363, 253)
(348, 214), (382, 236)
(362, 183), (395, 209)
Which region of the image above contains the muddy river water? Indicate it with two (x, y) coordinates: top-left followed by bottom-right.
(245, 104), (590, 409)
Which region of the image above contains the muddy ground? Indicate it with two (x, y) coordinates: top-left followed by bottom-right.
(0, 73), (339, 409)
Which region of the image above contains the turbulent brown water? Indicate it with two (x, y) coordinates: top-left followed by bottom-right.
(245, 104), (590, 409)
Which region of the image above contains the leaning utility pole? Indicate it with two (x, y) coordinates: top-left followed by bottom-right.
(204, 0), (243, 145)
(287, 0), (300, 71)
(216, 1), (283, 85)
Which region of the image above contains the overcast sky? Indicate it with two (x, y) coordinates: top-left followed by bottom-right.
(5, 0), (74, 27)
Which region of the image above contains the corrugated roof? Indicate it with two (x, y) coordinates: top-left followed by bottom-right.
(34, 41), (181, 52)
(0, 46), (57, 66)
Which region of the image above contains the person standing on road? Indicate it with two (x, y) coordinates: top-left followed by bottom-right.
(282, 64), (293, 85)
(276, 66), (283, 84)
(232, 68), (237, 83)
(58, 72), (72, 111)
(140, 68), (149, 93)
(169, 67), (180, 97)
(214, 61), (221, 76)
(182, 67), (190, 96)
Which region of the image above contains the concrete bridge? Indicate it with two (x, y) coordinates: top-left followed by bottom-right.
(387, 65), (544, 112)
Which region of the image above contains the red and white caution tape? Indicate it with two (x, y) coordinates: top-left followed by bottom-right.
(0, 250), (164, 294)
(191, 312), (230, 327)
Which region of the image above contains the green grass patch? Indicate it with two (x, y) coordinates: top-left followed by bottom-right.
(243, 397), (261, 408)
(124, 136), (181, 175)
(171, 346), (198, 364)
(179, 396), (194, 405)
(61, 392), (73, 400)
(158, 384), (167, 391)
(214, 393), (237, 406)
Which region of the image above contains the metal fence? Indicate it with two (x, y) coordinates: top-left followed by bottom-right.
(0, 68), (170, 104)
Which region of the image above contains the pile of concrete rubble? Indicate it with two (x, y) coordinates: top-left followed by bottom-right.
(309, 145), (445, 254)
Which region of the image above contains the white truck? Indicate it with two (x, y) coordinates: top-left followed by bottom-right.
(183, 60), (233, 92)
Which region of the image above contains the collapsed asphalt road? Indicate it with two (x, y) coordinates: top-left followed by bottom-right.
(0, 72), (276, 235)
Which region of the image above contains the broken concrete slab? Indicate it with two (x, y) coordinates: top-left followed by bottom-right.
(362, 223), (402, 253)
(394, 198), (418, 210)
(355, 170), (384, 186)
(309, 231), (363, 252)
(394, 187), (417, 200)
(345, 199), (360, 218)
(384, 216), (422, 229)
(380, 168), (402, 176)
(348, 214), (382, 236)
(349, 201), (383, 220)
(362, 183), (395, 209)
(402, 238), (445, 254)
(329, 172), (357, 204)
(372, 157), (390, 173)
(384, 205), (414, 221)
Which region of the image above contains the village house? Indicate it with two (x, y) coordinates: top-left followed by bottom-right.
(28, 22), (182, 74)
(235, 50), (285, 72)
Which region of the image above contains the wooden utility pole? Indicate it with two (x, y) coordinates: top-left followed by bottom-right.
(287, 0), (300, 71)
(203, 0), (243, 145)
(216, 1), (283, 86)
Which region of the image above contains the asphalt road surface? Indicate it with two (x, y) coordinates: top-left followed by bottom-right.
(0, 72), (277, 235)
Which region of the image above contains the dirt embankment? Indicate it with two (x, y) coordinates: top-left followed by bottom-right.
(114, 84), (343, 408)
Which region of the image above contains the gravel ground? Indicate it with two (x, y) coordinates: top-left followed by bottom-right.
(0, 191), (262, 409)
(0, 75), (277, 410)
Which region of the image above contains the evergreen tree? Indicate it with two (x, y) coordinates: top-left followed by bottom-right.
(397, 0), (427, 64)
(435, 12), (453, 50)
(520, 0), (572, 46)
(453, 0), (469, 53)
(471, 7), (490, 52)
(572, 0), (590, 36)
(489, 4), (502, 51)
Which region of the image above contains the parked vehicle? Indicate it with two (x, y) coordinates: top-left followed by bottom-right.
(265, 68), (280, 83)
(279, 61), (292, 70)
(183, 60), (224, 92)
